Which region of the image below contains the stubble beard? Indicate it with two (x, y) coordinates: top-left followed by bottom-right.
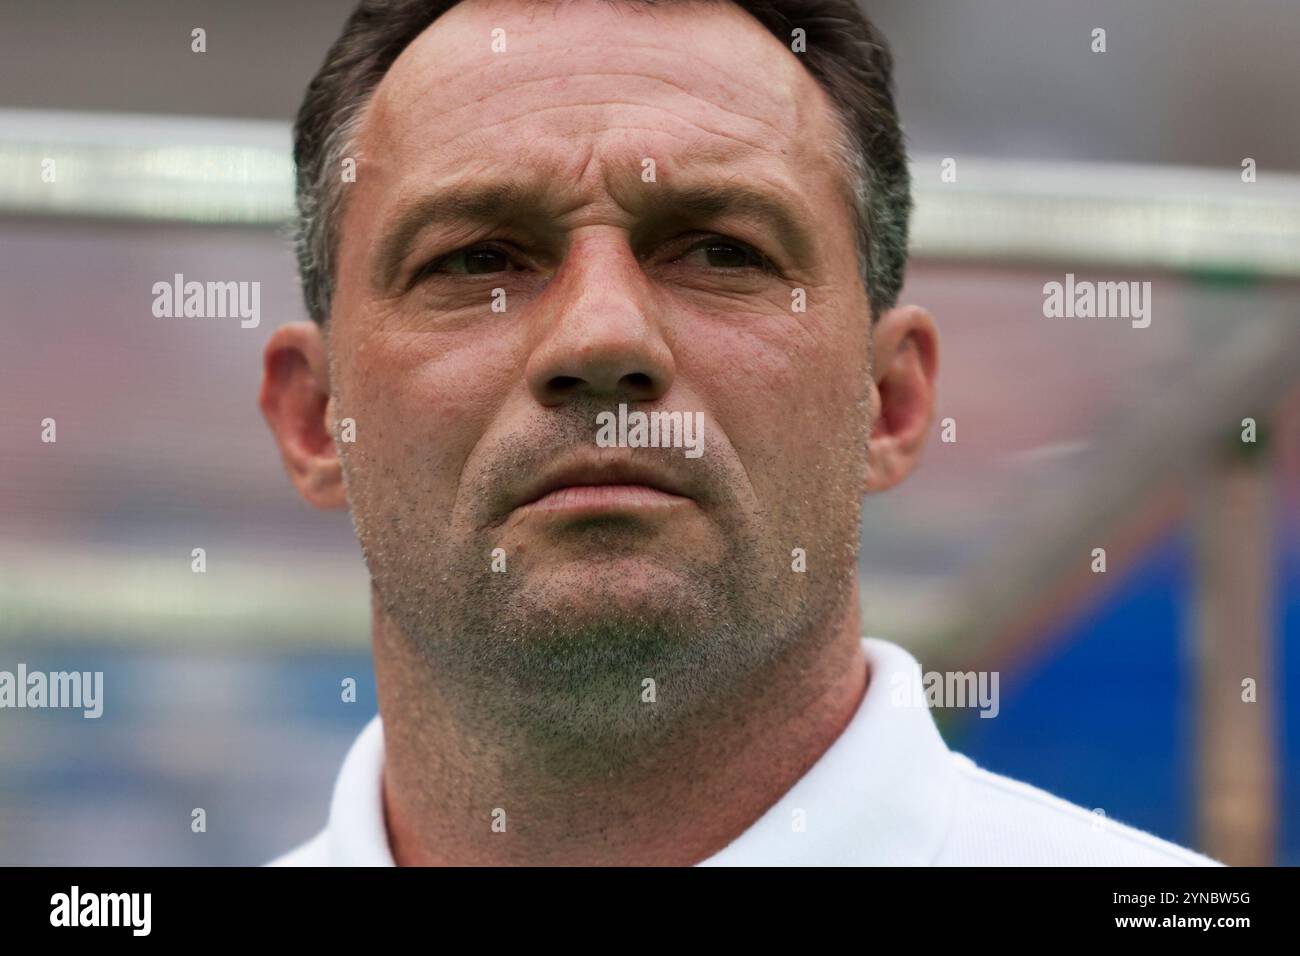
(335, 406), (868, 776)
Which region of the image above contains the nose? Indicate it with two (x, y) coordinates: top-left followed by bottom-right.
(525, 236), (674, 407)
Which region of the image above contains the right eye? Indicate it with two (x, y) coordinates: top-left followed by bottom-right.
(415, 243), (517, 279)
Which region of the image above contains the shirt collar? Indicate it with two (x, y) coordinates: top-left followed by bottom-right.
(324, 637), (957, 866)
(325, 713), (394, 866)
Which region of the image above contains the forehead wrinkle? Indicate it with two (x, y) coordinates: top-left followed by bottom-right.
(362, 74), (808, 202)
(368, 15), (812, 148)
(368, 48), (808, 156)
(412, 64), (804, 147)
(423, 98), (788, 162)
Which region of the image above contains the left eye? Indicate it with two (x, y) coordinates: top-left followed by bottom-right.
(680, 238), (770, 270)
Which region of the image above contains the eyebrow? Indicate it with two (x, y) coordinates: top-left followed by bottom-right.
(637, 181), (816, 264)
(373, 182), (539, 290)
(372, 177), (817, 289)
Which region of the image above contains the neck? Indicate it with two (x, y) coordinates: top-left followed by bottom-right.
(374, 595), (868, 866)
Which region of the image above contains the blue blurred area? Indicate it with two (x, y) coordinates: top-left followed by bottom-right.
(950, 523), (1298, 864)
(0, 647), (376, 865)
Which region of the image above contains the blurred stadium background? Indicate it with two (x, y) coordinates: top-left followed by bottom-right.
(1, 0), (1297, 865)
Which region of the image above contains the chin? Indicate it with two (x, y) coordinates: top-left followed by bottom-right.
(522, 557), (704, 624)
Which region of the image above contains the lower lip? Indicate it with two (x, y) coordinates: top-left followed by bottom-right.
(517, 484), (691, 515)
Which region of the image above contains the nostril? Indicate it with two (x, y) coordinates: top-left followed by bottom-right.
(548, 375), (584, 395)
(620, 372), (654, 394)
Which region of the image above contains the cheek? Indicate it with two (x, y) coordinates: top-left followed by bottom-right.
(683, 304), (869, 490)
(334, 324), (516, 497)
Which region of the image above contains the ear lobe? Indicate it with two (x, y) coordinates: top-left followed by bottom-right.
(258, 321), (348, 509)
(864, 304), (939, 494)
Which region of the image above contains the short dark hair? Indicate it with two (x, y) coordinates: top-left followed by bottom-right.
(293, 0), (911, 326)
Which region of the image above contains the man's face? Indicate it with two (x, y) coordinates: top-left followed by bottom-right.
(326, 0), (877, 731)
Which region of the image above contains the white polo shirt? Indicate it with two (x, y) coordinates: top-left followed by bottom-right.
(269, 637), (1221, 866)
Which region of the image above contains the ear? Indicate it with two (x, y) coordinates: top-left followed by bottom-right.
(258, 321), (347, 509)
(864, 304), (939, 494)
